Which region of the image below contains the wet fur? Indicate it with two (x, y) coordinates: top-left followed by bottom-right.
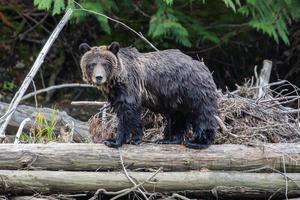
(81, 45), (218, 148)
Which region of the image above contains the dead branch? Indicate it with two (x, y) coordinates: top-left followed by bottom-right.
(22, 83), (94, 101)
(71, 101), (107, 106)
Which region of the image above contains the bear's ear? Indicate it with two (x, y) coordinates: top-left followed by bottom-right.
(108, 41), (120, 55)
(79, 43), (91, 55)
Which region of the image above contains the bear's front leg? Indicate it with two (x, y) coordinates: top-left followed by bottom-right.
(104, 100), (143, 148)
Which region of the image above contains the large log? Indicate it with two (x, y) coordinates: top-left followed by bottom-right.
(0, 102), (90, 142)
(0, 143), (299, 172)
(1, 170), (300, 199)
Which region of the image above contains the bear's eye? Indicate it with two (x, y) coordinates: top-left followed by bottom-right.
(103, 60), (112, 68)
(87, 63), (96, 69)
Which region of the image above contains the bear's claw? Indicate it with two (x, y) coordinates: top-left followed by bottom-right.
(103, 139), (122, 148)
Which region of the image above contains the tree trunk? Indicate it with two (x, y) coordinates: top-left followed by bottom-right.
(0, 102), (90, 142)
(0, 143), (299, 172)
(1, 170), (300, 199)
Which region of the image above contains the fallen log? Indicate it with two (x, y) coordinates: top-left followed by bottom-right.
(1, 170), (300, 199)
(0, 102), (90, 142)
(0, 143), (299, 172)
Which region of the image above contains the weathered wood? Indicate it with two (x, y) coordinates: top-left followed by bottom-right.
(257, 59), (272, 98)
(1, 170), (300, 199)
(0, 102), (90, 142)
(0, 143), (300, 172)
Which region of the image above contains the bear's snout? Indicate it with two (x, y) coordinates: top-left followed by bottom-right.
(95, 76), (103, 83)
(91, 65), (107, 85)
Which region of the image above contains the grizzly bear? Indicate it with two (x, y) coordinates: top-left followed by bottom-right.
(79, 42), (218, 149)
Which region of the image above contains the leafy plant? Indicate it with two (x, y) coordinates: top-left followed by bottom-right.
(148, 0), (191, 47)
(222, 0), (300, 45)
(2, 81), (16, 92)
(21, 110), (58, 143)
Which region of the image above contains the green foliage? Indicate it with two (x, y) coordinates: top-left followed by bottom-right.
(33, 0), (65, 15)
(223, 0), (300, 45)
(162, 0), (174, 6)
(32, 0), (300, 47)
(148, 1), (191, 47)
(21, 110), (58, 143)
(2, 81), (16, 92)
(33, 0), (115, 34)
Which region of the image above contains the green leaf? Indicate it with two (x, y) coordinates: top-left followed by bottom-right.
(52, 0), (65, 15)
(223, 0), (237, 12)
(162, 0), (173, 6)
(34, 0), (53, 11)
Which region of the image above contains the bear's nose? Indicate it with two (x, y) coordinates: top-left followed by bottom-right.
(96, 76), (103, 82)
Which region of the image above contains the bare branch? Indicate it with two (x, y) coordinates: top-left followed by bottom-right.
(71, 101), (107, 106)
(22, 83), (94, 101)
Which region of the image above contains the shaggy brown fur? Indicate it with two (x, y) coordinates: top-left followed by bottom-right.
(80, 42), (219, 148)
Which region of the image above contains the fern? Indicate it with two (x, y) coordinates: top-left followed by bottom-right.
(223, 0), (300, 45)
(162, 0), (174, 6)
(52, 0), (65, 15)
(33, 0), (113, 34)
(33, 0), (53, 11)
(149, 1), (191, 47)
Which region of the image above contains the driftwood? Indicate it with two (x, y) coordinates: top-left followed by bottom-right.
(1, 170), (300, 199)
(0, 143), (299, 172)
(257, 60), (272, 99)
(0, 102), (90, 142)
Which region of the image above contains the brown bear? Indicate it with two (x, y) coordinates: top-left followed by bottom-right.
(79, 42), (218, 148)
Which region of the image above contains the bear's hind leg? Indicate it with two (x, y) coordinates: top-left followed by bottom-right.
(185, 116), (216, 149)
(157, 116), (186, 145)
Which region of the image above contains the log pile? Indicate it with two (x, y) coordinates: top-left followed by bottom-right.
(1, 143), (300, 199)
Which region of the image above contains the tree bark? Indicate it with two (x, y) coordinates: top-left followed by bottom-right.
(0, 102), (90, 142)
(0, 170), (300, 199)
(0, 143), (299, 172)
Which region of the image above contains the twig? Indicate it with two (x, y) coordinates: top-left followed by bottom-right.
(22, 83), (94, 101)
(118, 148), (149, 200)
(71, 101), (107, 106)
(259, 96), (300, 103)
(283, 156), (289, 200)
(30, 79), (38, 108)
(169, 193), (191, 200)
(215, 115), (228, 133)
(231, 80), (286, 95)
(89, 166), (162, 200)
(14, 118), (31, 144)
(280, 109), (300, 114)
(72, 0), (159, 52)
(111, 167), (162, 200)
(0, 9), (73, 139)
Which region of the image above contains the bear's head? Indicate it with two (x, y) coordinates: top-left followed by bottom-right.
(79, 41), (120, 87)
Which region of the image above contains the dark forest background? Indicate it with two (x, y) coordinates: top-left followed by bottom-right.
(1, 0), (300, 110)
